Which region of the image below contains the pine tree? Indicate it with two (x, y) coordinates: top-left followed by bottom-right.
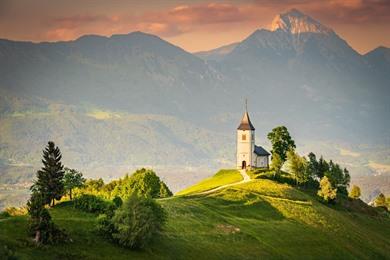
(32, 141), (65, 206)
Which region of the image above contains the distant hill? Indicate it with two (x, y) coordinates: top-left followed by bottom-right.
(1, 170), (389, 259)
(0, 9), (389, 206)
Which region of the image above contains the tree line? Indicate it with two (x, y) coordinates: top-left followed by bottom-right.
(266, 126), (387, 205)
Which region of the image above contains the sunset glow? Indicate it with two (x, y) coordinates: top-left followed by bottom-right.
(0, 0), (389, 53)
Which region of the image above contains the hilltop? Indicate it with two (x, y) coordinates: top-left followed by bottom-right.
(1, 169), (389, 259)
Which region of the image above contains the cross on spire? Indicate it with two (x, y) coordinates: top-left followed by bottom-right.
(245, 98), (248, 112)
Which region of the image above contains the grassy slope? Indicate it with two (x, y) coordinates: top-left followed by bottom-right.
(1, 172), (389, 259)
(176, 169), (242, 195)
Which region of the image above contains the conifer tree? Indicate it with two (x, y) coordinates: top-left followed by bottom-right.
(32, 141), (65, 206)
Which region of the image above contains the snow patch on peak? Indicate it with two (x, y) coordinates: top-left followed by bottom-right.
(271, 9), (333, 35)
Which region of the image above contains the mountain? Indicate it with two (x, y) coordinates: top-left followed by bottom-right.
(0, 9), (389, 207)
(1, 171), (389, 258)
(194, 42), (239, 61)
(0, 32), (227, 118)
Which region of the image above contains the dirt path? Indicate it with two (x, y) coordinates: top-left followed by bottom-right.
(196, 169), (252, 195)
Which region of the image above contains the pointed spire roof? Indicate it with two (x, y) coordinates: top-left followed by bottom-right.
(237, 110), (255, 131)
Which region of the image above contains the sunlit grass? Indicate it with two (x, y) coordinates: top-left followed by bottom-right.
(176, 169), (242, 195)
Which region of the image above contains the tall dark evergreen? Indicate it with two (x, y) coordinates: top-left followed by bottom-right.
(32, 141), (65, 206)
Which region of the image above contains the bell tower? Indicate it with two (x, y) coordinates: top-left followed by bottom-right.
(236, 100), (255, 169)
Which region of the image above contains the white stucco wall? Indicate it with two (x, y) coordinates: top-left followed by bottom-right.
(255, 155), (269, 168)
(236, 129), (255, 168)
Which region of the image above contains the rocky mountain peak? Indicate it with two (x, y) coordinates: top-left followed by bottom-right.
(271, 8), (333, 35)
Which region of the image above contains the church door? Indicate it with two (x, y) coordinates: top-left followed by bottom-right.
(242, 161), (246, 169)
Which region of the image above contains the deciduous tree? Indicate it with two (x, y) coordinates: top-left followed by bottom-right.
(374, 193), (387, 209)
(349, 185), (361, 199)
(271, 152), (283, 178)
(64, 168), (86, 200)
(318, 176), (337, 203)
(267, 126), (296, 162)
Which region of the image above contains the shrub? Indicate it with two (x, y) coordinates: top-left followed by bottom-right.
(3, 206), (28, 216)
(112, 196), (123, 208)
(96, 214), (116, 238)
(74, 194), (114, 214)
(0, 211), (11, 219)
(99, 195), (167, 249)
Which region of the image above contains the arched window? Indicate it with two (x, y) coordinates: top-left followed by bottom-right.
(242, 134), (246, 141)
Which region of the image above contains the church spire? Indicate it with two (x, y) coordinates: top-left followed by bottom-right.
(237, 99), (255, 130)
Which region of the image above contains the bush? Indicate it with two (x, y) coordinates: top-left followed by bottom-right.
(112, 196), (123, 208)
(98, 195), (166, 249)
(3, 206), (28, 216)
(74, 194), (115, 214)
(96, 214), (116, 238)
(0, 211), (11, 219)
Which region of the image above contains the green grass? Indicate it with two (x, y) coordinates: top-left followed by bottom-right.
(176, 169), (242, 195)
(1, 173), (389, 259)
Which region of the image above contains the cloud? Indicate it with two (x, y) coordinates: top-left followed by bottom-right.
(130, 3), (252, 37)
(49, 14), (115, 29)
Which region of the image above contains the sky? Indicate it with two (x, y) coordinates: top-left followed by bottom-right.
(0, 0), (389, 54)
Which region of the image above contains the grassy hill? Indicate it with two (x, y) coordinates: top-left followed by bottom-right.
(1, 170), (389, 259)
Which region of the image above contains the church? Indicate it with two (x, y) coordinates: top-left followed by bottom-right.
(236, 107), (270, 169)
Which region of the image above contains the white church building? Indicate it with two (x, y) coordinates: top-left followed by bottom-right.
(236, 108), (270, 169)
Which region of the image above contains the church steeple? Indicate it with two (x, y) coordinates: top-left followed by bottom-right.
(237, 100), (255, 130)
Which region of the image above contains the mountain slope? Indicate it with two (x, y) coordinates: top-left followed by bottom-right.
(194, 42), (239, 61)
(1, 172), (389, 259)
(0, 32), (226, 117)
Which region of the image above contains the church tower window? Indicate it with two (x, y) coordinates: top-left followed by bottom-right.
(242, 134), (246, 141)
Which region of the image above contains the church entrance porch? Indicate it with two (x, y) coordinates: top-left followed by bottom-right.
(241, 161), (247, 169)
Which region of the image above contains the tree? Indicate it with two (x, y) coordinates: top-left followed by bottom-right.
(63, 168), (86, 200)
(159, 182), (173, 198)
(31, 141), (65, 206)
(110, 195), (166, 249)
(374, 193), (387, 209)
(349, 185), (361, 199)
(307, 152), (320, 180)
(270, 152), (283, 178)
(112, 168), (172, 199)
(267, 126), (296, 162)
(287, 150), (309, 186)
(27, 192), (66, 244)
(318, 176), (337, 203)
(324, 161), (350, 195)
